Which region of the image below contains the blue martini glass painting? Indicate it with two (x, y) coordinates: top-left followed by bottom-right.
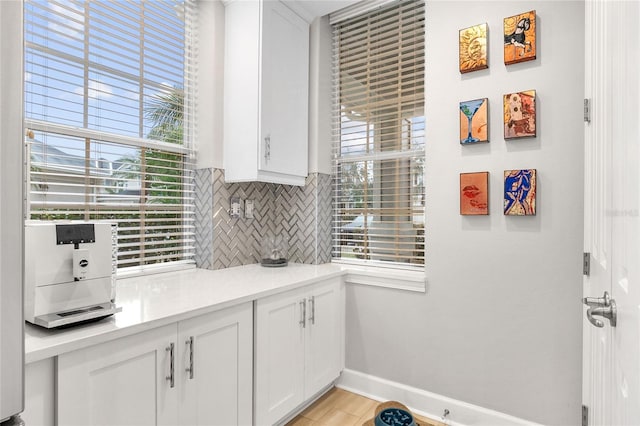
(460, 98), (488, 144)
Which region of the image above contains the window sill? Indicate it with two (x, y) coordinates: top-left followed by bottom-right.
(117, 261), (196, 279)
(334, 262), (426, 293)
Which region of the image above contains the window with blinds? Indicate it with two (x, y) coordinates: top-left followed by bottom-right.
(331, 0), (425, 268)
(24, 0), (197, 272)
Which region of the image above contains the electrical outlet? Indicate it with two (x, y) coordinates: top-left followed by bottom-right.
(230, 197), (241, 218)
(245, 199), (254, 219)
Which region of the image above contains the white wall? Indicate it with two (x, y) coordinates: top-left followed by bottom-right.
(343, 1), (584, 425)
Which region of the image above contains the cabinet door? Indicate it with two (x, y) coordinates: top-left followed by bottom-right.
(305, 279), (344, 398)
(57, 325), (178, 426)
(260, 0), (309, 179)
(178, 303), (253, 426)
(223, 0), (260, 182)
(255, 287), (306, 425)
(23, 358), (55, 426)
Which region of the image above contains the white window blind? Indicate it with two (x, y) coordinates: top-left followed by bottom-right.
(332, 0), (425, 268)
(24, 0), (198, 272)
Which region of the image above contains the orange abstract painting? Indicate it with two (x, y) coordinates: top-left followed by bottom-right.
(459, 23), (488, 73)
(503, 90), (536, 139)
(460, 172), (489, 215)
(504, 10), (536, 65)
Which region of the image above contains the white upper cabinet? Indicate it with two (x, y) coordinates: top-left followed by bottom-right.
(223, 0), (309, 186)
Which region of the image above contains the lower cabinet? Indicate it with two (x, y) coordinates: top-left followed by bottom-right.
(57, 302), (253, 426)
(254, 278), (344, 425)
(178, 305), (253, 425)
(23, 358), (56, 426)
(32, 276), (344, 425)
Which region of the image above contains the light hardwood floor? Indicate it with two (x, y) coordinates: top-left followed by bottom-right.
(286, 387), (447, 426)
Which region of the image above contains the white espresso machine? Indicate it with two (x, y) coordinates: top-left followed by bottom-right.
(24, 221), (121, 328)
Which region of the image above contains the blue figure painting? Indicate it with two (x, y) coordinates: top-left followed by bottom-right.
(504, 169), (536, 215)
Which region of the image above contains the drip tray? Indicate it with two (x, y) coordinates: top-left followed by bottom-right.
(33, 302), (122, 328)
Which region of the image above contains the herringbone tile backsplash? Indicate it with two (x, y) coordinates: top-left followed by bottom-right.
(194, 168), (213, 269)
(194, 168), (331, 270)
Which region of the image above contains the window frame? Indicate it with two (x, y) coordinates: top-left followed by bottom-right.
(330, 0), (426, 277)
(23, 0), (198, 275)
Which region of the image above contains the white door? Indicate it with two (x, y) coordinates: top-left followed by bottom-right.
(57, 325), (178, 426)
(178, 303), (253, 426)
(305, 279), (342, 398)
(583, 1), (640, 424)
(255, 287), (306, 425)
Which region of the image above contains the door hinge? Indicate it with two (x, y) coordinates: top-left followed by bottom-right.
(583, 252), (591, 276)
(584, 98), (591, 123)
(582, 404), (588, 426)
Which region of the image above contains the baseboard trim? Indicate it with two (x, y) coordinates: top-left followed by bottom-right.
(336, 369), (542, 426)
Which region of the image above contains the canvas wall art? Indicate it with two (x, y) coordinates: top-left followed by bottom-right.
(503, 90), (536, 139)
(459, 23), (488, 73)
(460, 98), (488, 144)
(504, 10), (536, 65)
(503, 169), (536, 215)
(460, 172), (489, 215)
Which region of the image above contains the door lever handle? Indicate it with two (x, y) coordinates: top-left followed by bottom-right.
(584, 295), (617, 328)
(583, 291), (611, 308)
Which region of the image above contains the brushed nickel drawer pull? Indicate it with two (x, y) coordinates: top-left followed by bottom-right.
(185, 336), (194, 379)
(166, 342), (175, 388)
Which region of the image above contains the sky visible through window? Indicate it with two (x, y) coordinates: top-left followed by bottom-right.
(25, 0), (187, 164)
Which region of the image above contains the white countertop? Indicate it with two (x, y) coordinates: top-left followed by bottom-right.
(25, 262), (344, 363)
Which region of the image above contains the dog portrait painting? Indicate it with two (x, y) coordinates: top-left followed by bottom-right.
(504, 10), (536, 65)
